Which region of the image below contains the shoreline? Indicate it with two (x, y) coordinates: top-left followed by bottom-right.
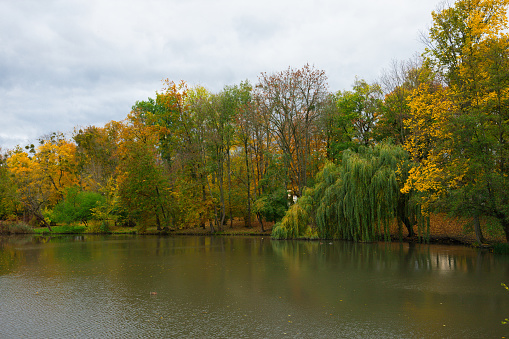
(2, 213), (506, 250)
(0, 228), (497, 249)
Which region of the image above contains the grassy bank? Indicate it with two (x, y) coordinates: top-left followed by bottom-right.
(2, 214), (507, 250)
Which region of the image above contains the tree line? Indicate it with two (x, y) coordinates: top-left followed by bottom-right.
(1, 0), (508, 242)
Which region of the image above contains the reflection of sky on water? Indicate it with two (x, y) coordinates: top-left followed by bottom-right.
(0, 235), (508, 338)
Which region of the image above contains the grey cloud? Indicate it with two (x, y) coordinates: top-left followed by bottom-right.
(0, 0), (440, 149)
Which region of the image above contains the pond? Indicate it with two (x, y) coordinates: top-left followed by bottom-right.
(0, 235), (508, 338)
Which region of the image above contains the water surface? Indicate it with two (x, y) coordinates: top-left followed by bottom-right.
(0, 235), (508, 338)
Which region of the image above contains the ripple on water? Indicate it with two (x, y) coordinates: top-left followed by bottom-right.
(0, 236), (506, 338)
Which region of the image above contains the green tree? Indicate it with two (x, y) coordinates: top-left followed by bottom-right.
(335, 79), (383, 148)
(51, 186), (105, 226)
(0, 149), (18, 220)
(116, 112), (173, 231)
(253, 152), (289, 231)
(232, 81), (256, 228)
(320, 93), (356, 162)
(132, 81), (216, 231)
(202, 89), (238, 230)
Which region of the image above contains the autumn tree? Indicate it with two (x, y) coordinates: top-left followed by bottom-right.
(402, 82), (453, 212)
(183, 86), (225, 232)
(73, 125), (120, 191)
(376, 58), (439, 145)
(115, 111), (174, 231)
(129, 81), (215, 231)
(200, 89), (238, 230)
(219, 84), (261, 228)
(232, 81), (256, 228)
(406, 0), (509, 241)
(255, 64), (329, 197)
(6, 134), (79, 230)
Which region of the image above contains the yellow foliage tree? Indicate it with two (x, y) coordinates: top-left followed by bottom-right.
(406, 0), (509, 241)
(7, 135), (79, 230)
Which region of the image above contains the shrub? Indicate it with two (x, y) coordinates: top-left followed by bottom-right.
(0, 221), (32, 234)
(85, 221), (111, 234)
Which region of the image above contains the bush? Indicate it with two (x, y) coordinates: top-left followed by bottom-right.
(85, 221), (111, 234)
(0, 221), (32, 234)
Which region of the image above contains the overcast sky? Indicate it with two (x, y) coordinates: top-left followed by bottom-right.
(0, 0), (442, 150)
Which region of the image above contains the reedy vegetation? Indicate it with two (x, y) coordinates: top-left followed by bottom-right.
(1, 0), (508, 242)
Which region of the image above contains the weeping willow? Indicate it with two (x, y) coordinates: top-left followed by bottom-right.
(272, 143), (426, 241)
(318, 144), (403, 241)
(272, 194), (314, 239)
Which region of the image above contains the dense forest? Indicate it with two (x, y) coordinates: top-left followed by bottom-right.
(1, 0), (508, 242)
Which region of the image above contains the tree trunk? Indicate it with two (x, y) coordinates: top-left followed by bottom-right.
(244, 139), (252, 228)
(200, 177), (207, 229)
(34, 210), (51, 231)
(256, 212), (265, 232)
(217, 171), (226, 232)
(473, 214), (484, 244)
(397, 195), (414, 237)
(155, 212), (162, 231)
(227, 147), (233, 229)
(206, 176), (219, 233)
(403, 217), (415, 238)
(216, 147), (226, 232)
(155, 186), (168, 230)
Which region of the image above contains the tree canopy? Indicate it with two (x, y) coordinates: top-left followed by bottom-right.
(1, 1), (508, 243)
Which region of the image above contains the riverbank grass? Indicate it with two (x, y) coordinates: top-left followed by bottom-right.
(33, 225), (86, 234)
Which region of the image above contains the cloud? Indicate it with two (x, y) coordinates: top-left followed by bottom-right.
(0, 0), (440, 150)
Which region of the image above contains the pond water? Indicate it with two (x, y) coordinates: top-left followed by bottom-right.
(0, 235), (508, 338)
